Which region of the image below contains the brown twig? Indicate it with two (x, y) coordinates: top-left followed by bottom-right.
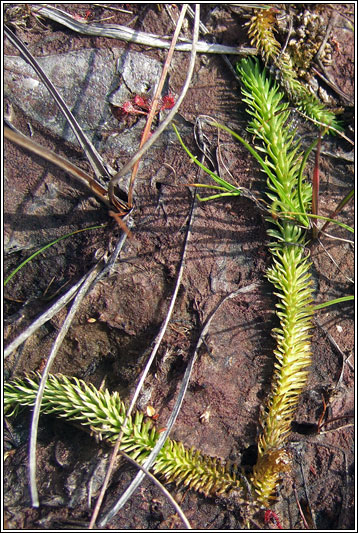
(4, 26), (113, 183)
(126, 4), (189, 207)
(4, 126), (127, 213)
(293, 486), (311, 529)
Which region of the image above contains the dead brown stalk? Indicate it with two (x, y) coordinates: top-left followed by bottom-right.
(123, 4), (188, 208)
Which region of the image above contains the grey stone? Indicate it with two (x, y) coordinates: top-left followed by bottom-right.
(4, 48), (164, 156)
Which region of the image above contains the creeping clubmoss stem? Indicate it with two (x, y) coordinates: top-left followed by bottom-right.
(4, 373), (246, 500)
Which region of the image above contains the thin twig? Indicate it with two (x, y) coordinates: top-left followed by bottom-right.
(32, 4), (255, 55)
(126, 4), (189, 207)
(317, 230), (354, 245)
(186, 4), (242, 85)
(4, 126), (119, 210)
(29, 262), (103, 506)
(92, 4), (133, 15)
(102, 160), (259, 525)
(93, 222), (132, 283)
(4, 274), (88, 359)
(186, 4), (212, 35)
(118, 451), (192, 529)
(96, 120), (200, 529)
(194, 116), (216, 169)
(96, 193), (197, 527)
(297, 461), (316, 529)
(26, 227), (129, 506)
(313, 12), (336, 65)
(108, 4), (201, 205)
(318, 189), (354, 237)
(99, 280), (258, 527)
(292, 485), (311, 529)
(4, 229), (130, 360)
(311, 65), (353, 104)
(311, 441), (349, 530)
(4, 26), (114, 183)
(280, 6), (293, 56)
(196, 115), (267, 212)
(316, 238), (354, 284)
(319, 414), (354, 431)
(314, 317), (347, 388)
(89, 8), (199, 527)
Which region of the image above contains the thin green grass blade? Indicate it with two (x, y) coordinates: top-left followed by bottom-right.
(314, 295), (354, 310)
(197, 192), (242, 202)
(279, 212), (354, 234)
(189, 183), (231, 191)
(172, 123), (240, 193)
(4, 224), (106, 286)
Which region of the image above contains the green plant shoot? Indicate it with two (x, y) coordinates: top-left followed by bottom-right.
(4, 373), (247, 501)
(4, 224), (107, 287)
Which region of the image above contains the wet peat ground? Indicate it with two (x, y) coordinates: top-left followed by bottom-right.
(4, 4), (354, 530)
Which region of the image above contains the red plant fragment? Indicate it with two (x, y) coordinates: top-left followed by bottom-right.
(112, 92), (176, 121)
(160, 93), (175, 110)
(133, 94), (149, 109)
(264, 509), (283, 529)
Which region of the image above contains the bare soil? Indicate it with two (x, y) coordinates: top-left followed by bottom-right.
(4, 4), (354, 530)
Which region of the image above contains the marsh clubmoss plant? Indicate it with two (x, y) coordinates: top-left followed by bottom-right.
(5, 59), (319, 514)
(4, 373), (247, 500)
(248, 8), (341, 131)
